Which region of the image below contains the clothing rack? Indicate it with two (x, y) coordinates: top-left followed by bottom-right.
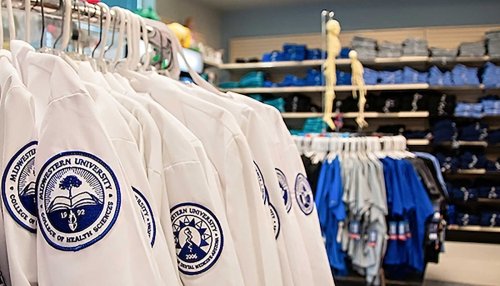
(296, 132), (446, 286)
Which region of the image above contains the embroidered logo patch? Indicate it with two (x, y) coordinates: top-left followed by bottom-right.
(36, 151), (121, 251)
(269, 203), (280, 239)
(2, 141), (38, 232)
(254, 161), (269, 205)
(275, 168), (292, 213)
(171, 203), (224, 275)
(132, 187), (156, 247)
(294, 173), (314, 215)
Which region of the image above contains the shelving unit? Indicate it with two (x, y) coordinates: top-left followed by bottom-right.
(281, 111), (429, 119)
(212, 55), (499, 70)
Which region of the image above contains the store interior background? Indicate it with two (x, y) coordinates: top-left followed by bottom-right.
(114, 0), (500, 284)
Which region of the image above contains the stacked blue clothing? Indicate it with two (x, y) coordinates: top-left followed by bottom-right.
(482, 96), (500, 116)
(436, 153), (460, 173)
(488, 129), (500, 145)
(379, 70), (404, 84)
(449, 186), (478, 202)
(276, 68), (324, 87)
(458, 123), (488, 141)
(478, 186), (500, 199)
(363, 68), (379, 85)
(403, 67), (428, 83)
(454, 103), (483, 118)
(431, 120), (457, 144)
(482, 63), (500, 88)
(456, 213), (480, 226)
(336, 71), (352, 85)
(262, 43), (326, 62)
(480, 212), (500, 226)
(451, 64), (480, 85)
(428, 66), (453, 86)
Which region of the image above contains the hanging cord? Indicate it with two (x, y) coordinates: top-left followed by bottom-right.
(322, 18), (341, 131)
(349, 50), (368, 129)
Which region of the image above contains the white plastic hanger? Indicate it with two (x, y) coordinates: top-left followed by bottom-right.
(138, 17), (151, 71)
(110, 6), (126, 69)
(0, 1), (4, 48)
(24, 0), (31, 42)
(4, 0), (16, 45)
(60, 0), (73, 51)
(96, 2), (111, 73)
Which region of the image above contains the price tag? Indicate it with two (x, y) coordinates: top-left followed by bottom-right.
(368, 229), (377, 247)
(389, 221), (397, 240)
(398, 221), (407, 241)
(348, 220), (361, 240)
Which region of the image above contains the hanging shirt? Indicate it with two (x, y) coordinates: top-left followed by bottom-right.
(114, 73), (245, 286)
(183, 83), (285, 286)
(15, 46), (164, 286)
(315, 158), (347, 275)
(128, 72), (271, 286)
(229, 92), (333, 286)
(0, 50), (37, 286)
(75, 66), (180, 285)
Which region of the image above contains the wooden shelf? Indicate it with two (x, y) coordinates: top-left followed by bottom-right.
(215, 56), (499, 71)
(222, 83), (430, 94)
(444, 170), (500, 179)
(407, 139), (430, 146)
(448, 225), (500, 233)
(281, 111), (429, 119)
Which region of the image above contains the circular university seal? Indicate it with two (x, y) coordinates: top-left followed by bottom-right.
(294, 173), (314, 215)
(269, 203), (280, 239)
(275, 168), (292, 213)
(253, 161), (269, 205)
(171, 203), (224, 275)
(132, 187), (156, 247)
(2, 141), (38, 232)
(36, 151), (121, 251)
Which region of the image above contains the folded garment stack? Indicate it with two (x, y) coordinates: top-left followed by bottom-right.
(454, 103), (484, 118)
(428, 66), (453, 86)
(481, 95), (500, 116)
(351, 36), (377, 59)
(458, 41), (485, 57)
(261, 43), (326, 62)
(486, 30), (500, 58)
(451, 64), (480, 85)
(403, 38), (429, 56)
(430, 47), (457, 58)
(482, 62), (500, 88)
(403, 67), (428, 83)
(377, 41), (402, 58)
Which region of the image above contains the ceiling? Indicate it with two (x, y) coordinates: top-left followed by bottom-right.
(190, 0), (327, 11)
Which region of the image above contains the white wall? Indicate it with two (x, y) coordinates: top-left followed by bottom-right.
(156, 0), (222, 48)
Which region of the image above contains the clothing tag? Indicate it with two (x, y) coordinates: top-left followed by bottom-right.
(389, 221), (398, 240)
(368, 229), (377, 247)
(336, 221), (344, 243)
(404, 220), (412, 238)
(428, 222), (438, 241)
(348, 220), (361, 240)
(398, 221), (407, 241)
